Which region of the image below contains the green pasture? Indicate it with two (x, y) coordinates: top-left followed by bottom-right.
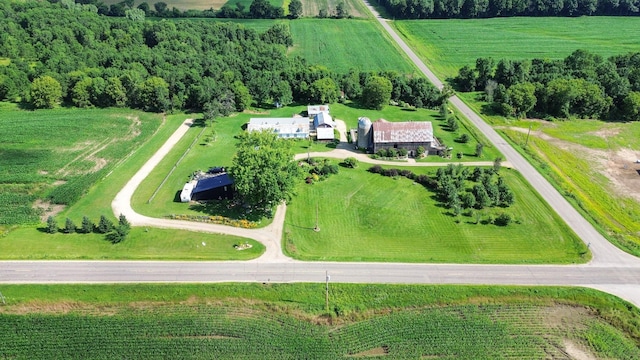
(289, 19), (415, 73)
(393, 17), (640, 79)
(284, 164), (586, 263)
(0, 227), (263, 260)
(1, 284), (638, 359)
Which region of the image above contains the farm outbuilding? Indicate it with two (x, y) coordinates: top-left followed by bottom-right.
(248, 118), (309, 139)
(313, 112), (336, 141)
(371, 119), (441, 156)
(191, 173), (234, 201)
(307, 104), (329, 117)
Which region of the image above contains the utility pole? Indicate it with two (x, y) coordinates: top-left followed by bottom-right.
(325, 271), (330, 312)
(314, 203), (320, 232)
(524, 124), (532, 147)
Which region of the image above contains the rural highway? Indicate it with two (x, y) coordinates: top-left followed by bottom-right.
(2, 3), (640, 310)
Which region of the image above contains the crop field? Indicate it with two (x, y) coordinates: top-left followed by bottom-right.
(289, 19), (415, 73)
(393, 17), (640, 79)
(300, 0), (370, 18)
(1, 284), (639, 359)
(0, 104), (163, 226)
(285, 164), (586, 263)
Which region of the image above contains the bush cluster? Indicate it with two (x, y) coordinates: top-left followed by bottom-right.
(305, 159), (339, 184)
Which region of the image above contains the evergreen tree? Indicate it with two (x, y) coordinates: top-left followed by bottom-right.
(64, 218), (76, 234)
(81, 216), (94, 234)
(46, 216), (57, 234)
(98, 215), (114, 234)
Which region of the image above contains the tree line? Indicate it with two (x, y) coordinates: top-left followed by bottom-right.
(453, 50), (640, 121)
(0, 1), (444, 113)
(373, 0), (640, 19)
(59, 0), (348, 20)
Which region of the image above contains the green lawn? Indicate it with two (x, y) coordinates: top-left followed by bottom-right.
(1, 284), (638, 359)
(285, 165), (587, 263)
(289, 19), (416, 73)
(393, 17), (640, 79)
(0, 227), (263, 260)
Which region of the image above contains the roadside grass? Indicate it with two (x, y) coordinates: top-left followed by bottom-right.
(393, 17), (640, 79)
(289, 19), (415, 73)
(0, 284), (638, 358)
(0, 227), (263, 260)
(284, 164), (586, 263)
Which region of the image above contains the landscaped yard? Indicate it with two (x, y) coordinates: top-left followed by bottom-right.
(284, 164), (587, 263)
(393, 16), (640, 79)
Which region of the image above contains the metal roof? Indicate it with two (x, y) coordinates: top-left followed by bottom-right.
(193, 173), (234, 194)
(313, 112), (335, 128)
(247, 118), (309, 135)
(372, 119), (433, 144)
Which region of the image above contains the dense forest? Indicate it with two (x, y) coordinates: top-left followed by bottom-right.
(0, 1), (443, 113)
(374, 0), (640, 19)
(453, 50), (640, 120)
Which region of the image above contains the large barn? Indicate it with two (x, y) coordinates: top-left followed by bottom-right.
(247, 118), (309, 139)
(368, 119), (441, 156)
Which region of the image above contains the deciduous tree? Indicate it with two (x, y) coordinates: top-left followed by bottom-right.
(30, 76), (62, 109)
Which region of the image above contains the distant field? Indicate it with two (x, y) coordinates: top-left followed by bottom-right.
(289, 19), (415, 73)
(2, 284), (639, 359)
(300, 0), (369, 18)
(285, 164), (586, 263)
(394, 17), (640, 79)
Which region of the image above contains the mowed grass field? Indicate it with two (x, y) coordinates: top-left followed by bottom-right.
(1, 284), (639, 359)
(289, 19), (415, 73)
(284, 165), (586, 263)
(393, 17), (640, 79)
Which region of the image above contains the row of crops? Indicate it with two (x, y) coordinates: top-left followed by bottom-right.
(0, 108), (163, 225)
(2, 304), (638, 359)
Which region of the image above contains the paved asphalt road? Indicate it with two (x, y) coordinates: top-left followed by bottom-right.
(2, 2), (640, 310)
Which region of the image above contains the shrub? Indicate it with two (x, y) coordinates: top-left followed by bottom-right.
(416, 146), (425, 158)
(457, 152), (463, 159)
(397, 148), (408, 157)
(399, 169), (413, 178)
(458, 134), (470, 143)
(343, 157), (358, 168)
(386, 148), (397, 158)
(386, 168), (399, 177)
(106, 225), (129, 244)
(494, 212), (512, 226)
(369, 165), (383, 174)
(376, 149), (387, 158)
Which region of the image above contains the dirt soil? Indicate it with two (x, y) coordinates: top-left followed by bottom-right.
(33, 199), (65, 222)
(504, 126), (640, 203)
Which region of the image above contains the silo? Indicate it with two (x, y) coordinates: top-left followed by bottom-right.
(357, 117), (372, 150)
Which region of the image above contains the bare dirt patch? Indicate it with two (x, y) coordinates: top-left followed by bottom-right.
(540, 305), (592, 331)
(563, 339), (598, 360)
(348, 346), (389, 357)
(33, 199), (66, 222)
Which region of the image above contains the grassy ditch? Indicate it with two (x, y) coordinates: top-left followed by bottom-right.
(0, 284), (638, 359)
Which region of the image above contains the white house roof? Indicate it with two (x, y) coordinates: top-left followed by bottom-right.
(373, 119), (434, 144)
(248, 117), (309, 135)
(308, 104), (330, 116)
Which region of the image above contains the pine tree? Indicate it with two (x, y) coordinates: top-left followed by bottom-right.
(81, 216), (94, 234)
(64, 218), (76, 234)
(46, 216), (57, 234)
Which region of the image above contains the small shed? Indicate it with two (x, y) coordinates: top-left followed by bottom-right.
(192, 173), (234, 201)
